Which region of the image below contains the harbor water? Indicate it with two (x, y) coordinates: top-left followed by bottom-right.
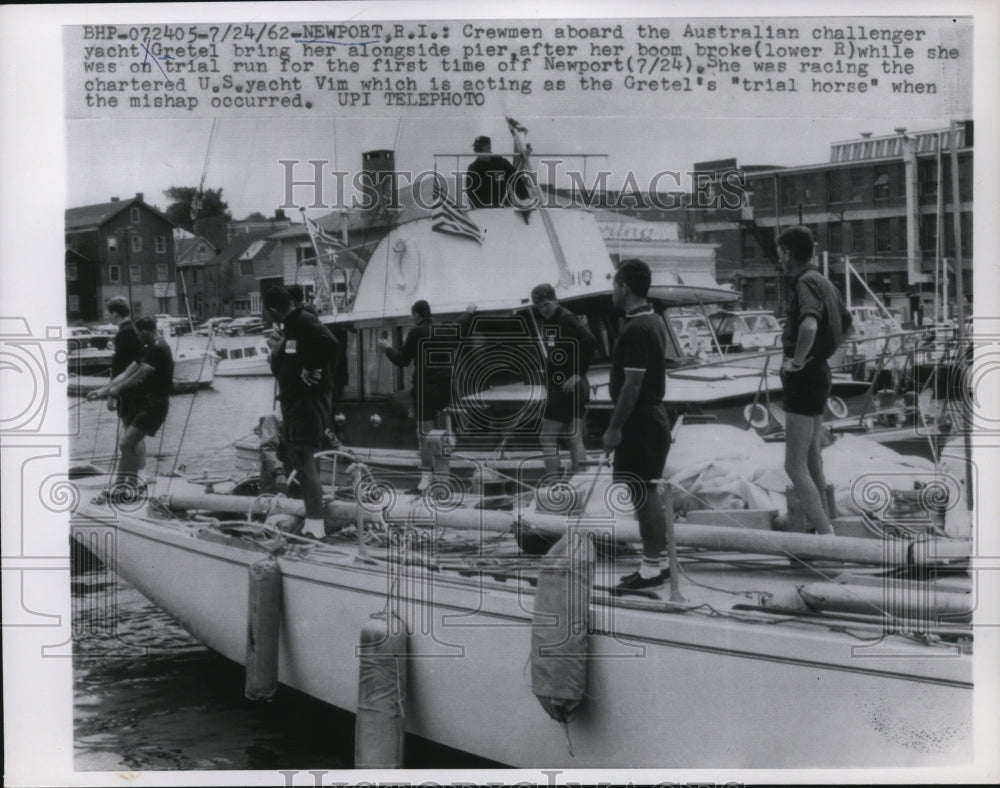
(70, 375), (503, 771)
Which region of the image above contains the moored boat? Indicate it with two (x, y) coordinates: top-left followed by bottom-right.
(68, 463), (974, 768)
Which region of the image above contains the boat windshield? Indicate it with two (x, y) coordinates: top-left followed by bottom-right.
(746, 314), (780, 332)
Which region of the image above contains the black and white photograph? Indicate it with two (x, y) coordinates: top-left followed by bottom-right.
(2, 1), (999, 785)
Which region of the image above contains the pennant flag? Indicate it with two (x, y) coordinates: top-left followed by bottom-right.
(506, 117), (528, 136)
(431, 181), (485, 244)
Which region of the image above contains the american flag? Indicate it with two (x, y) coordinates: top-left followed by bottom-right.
(431, 181), (485, 244)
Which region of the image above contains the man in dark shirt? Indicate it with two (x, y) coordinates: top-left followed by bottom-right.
(264, 287), (339, 539)
(530, 283), (597, 479)
(778, 226), (854, 536)
(87, 316), (173, 498)
(465, 136), (516, 209)
(105, 296), (142, 422)
(378, 300), (476, 491)
(602, 260), (673, 591)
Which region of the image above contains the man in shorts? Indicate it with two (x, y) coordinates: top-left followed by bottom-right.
(88, 316), (173, 498)
(377, 300), (476, 492)
(264, 287), (339, 539)
(602, 259), (673, 590)
(778, 226), (854, 536)
(530, 283), (596, 479)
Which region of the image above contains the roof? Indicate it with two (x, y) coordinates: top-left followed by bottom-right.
(65, 196), (176, 232)
(212, 231), (277, 268)
(175, 236), (217, 266)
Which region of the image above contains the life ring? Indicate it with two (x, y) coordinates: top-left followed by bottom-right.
(743, 402), (771, 430)
(826, 395), (848, 419)
(391, 236), (421, 293)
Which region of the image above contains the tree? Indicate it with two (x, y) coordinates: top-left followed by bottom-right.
(164, 186), (231, 231)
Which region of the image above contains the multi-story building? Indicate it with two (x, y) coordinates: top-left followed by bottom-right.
(691, 123), (973, 318)
(65, 193), (178, 320)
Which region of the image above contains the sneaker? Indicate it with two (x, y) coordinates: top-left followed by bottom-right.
(616, 569), (669, 590)
(301, 519), (326, 539)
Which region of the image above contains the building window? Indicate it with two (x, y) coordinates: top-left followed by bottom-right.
(919, 214), (937, 253)
(918, 159), (938, 198)
(781, 177), (797, 208)
(850, 169), (864, 202)
(825, 171), (842, 203)
(156, 263), (168, 281)
(129, 263), (142, 282)
(207, 268), (215, 284)
(130, 206), (140, 224)
(130, 234), (142, 253)
(192, 269), (200, 285)
(961, 211), (972, 256)
(107, 236), (118, 254)
(197, 244), (209, 261)
(827, 223), (842, 253)
(959, 157), (972, 202)
(741, 230), (756, 261)
(109, 265), (120, 283)
(296, 244), (314, 264)
(875, 218), (892, 252)
(68, 294), (80, 313)
(240, 260), (254, 276)
(849, 220), (865, 253)
(66, 263), (78, 281)
(873, 166), (890, 201)
(155, 235), (167, 254)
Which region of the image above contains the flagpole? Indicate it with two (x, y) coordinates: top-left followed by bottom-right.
(506, 118), (573, 289)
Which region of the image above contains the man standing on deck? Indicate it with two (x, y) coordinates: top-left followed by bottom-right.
(465, 136), (516, 209)
(263, 287), (339, 539)
(778, 226), (854, 536)
(531, 283), (596, 480)
(104, 296), (142, 421)
(377, 300), (476, 492)
(87, 316), (173, 499)
(602, 260), (673, 590)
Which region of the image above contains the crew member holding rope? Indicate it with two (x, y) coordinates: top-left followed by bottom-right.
(264, 287), (340, 539)
(88, 316), (174, 500)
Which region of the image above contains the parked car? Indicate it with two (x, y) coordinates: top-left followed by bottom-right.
(223, 316), (267, 336)
(169, 317), (195, 336)
(195, 317), (234, 336)
(709, 310), (783, 352)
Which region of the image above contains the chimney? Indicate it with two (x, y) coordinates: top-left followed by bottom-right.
(274, 208), (286, 221)
(361, 149), (396, 222)
(135, 192), (144, 202)
(110, 197), (120, 202)
(893, 127), (907, 135)
(860, 132), (872, 139)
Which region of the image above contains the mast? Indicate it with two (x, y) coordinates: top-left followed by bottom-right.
(505, 118), (573, 289)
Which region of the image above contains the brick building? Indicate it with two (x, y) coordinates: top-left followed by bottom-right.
(690, 123), (973, 317)
(65, 193), (178, 320)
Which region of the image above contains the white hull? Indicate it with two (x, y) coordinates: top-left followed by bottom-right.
(215, 356), (271, 377)
(171, 352), (219, 391)
(71, 487), (972, 769)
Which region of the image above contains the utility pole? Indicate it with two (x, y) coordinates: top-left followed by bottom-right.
(119, 229), (136, 316)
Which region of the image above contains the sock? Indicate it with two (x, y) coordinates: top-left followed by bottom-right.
(639, 558), (661, 579)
